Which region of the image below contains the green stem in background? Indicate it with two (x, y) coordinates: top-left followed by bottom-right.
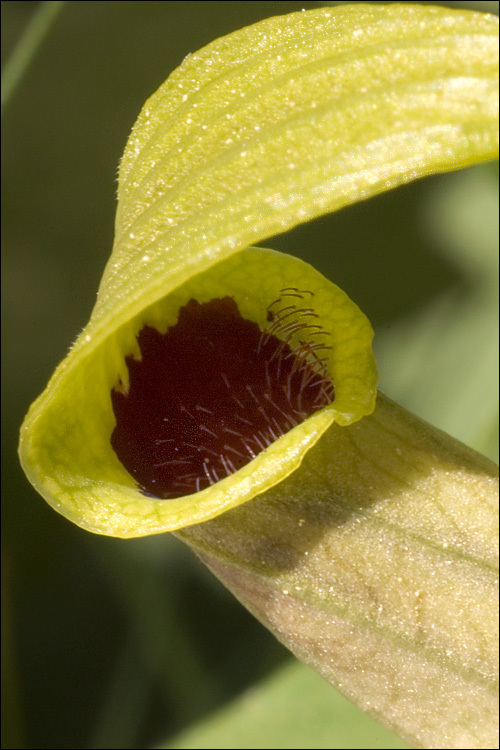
(17, 4), (498, 748)
(1, 1), (66, 117)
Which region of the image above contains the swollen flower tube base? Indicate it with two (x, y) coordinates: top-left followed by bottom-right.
(18, 4), (498, 749)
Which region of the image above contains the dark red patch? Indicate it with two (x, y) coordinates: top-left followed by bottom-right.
(111, 297), (334, 499)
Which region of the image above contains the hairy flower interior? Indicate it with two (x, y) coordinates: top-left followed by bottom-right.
(111, 293), (335, 498)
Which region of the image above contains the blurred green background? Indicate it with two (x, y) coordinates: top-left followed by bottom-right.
(2, 2), (498, 748)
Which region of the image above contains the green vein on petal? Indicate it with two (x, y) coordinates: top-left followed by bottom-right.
(19, 4), (499, 538)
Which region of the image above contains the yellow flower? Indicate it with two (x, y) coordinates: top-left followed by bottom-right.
(18, 5), (499, 747)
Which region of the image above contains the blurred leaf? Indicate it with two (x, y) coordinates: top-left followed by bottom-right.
(160, 660), (409, 750)
(376, 164), (499, 460)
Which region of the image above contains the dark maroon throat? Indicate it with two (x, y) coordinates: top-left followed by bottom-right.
(111, 296), (334, 499)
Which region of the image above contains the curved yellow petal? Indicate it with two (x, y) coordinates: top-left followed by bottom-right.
(19, 4), (499, 536)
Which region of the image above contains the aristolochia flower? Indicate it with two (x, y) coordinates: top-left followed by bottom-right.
(19, 5), (498, 748)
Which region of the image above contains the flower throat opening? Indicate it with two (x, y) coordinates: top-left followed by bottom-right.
(111, 291), (335, 499)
